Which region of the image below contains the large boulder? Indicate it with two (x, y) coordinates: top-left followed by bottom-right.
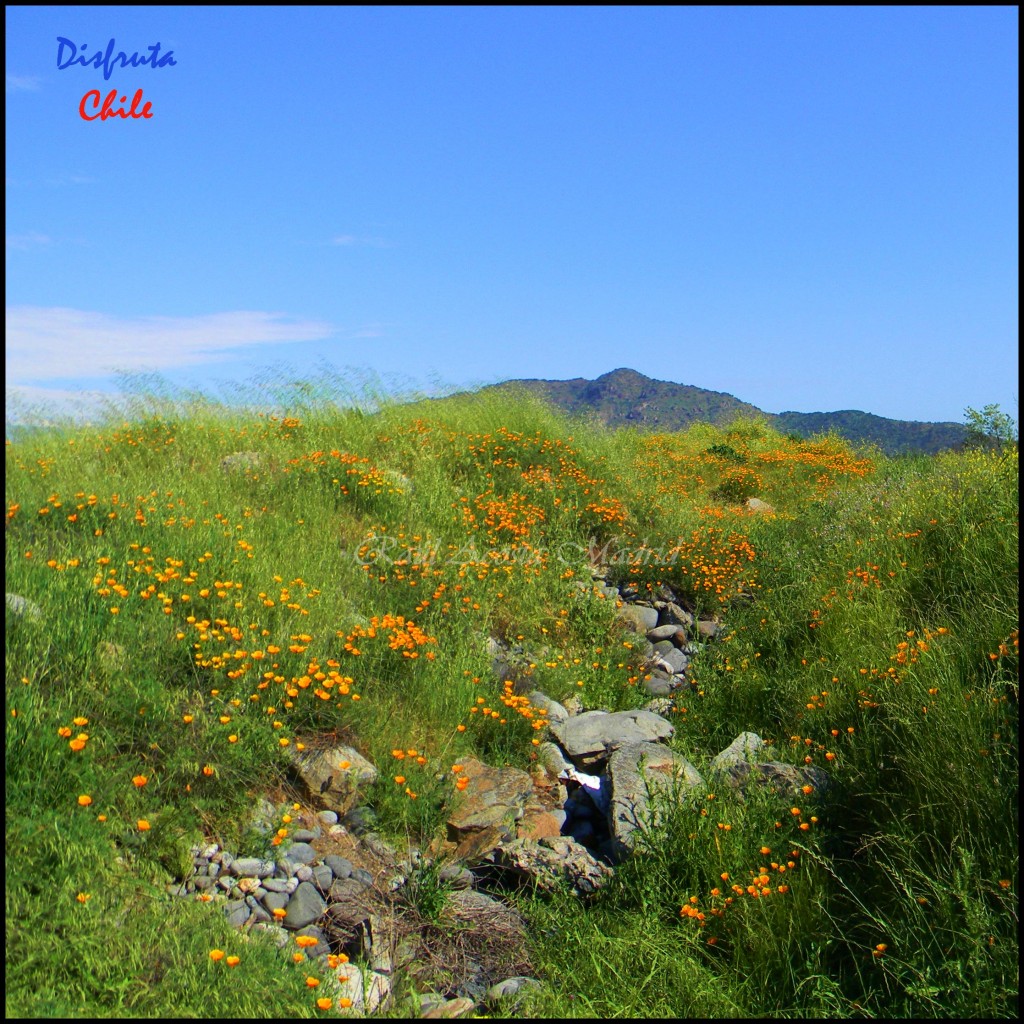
(606, 742), (704, 859)
(615, 604), (659, 633)
(549, 709), (674, 768)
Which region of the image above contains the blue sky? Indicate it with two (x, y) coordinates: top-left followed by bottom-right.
(5, 6), (1019, 424)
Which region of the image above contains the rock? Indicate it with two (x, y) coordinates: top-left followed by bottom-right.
(615, 604), (659, 633)
(317, 810), (339, 825)
(485, 977), (543, 1004)
(230, 857), (276, 878)
(291, 827), (321, 842)
(261, 890), (290, 913)
(282, 881), (325, 929)
(719, 760), (832, 800)
(606, 742), (704, 859)
(446, 889), (527, 934)
(295, 865), (314, 882)
(351, 867), (374, 887)
(487, 836), (612, 896)
(323, 854), (353, 879)
(446, 759), (534, 840)
(289, 745), (378, 816)
(516, 809), (566, 841)
(643, 676), (673, 697)
(660, 602), (694, 628)
(224, 899), (250, 928)
(421, 997), (477, 1018)
(535, 740), (571, 776)
(438, 864), (474, 890)
(6, 592), (42, 623)
(656, 647), (689, 674)
(710, 732), (770, 770)
(697, 619), (723, 639)
(324, 880), (374, 931)
(526, 691), (569, 726)
(344, 805), (379, 833)
(746, 497), (775, 514)
(262, 877), (293, 893)
(333, 963), (365, 1012)
(646, 623), (687, 643)
(312, 864), (334, 891)
(283, 842), (318, 866)
(549, 709), (674, 768)
(219, 451), (266, 473)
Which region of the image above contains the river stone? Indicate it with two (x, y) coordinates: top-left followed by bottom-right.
(312, 864), (334, 891)
(230, 857), (276, 878)
(643, 675), (673, 697)
(486, 977), (543, 1004)
(647, 623), (687, 643)
(224, 899), (250, 928)
(615, 604), (659, 633)
(333, 963), (365, 1013)
(746, 497), (775, 514)
(289, 744), (378, 816)
(317, 810), (339, 825)
(606, 741), (705, 859)
(447, 758), (534, 839)
(282, 841), (318, 866)
(660, 602), (694, 628)
(323, 854), (353, 879)
(282, 881), (325, 929)
(295, 865), (314, 882)
(658, 647), (689, 674)
(262, 890), (290, 913)
(549, 709), (674, 768)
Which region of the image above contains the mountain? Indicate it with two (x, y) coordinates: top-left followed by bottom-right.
(487, 369), (968, 455)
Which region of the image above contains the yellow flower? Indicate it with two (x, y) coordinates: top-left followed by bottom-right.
(226, 955), (240, 967)
(317, 997), (332, 1010)
(78, 794), (93, 806)
(339, 998), (353, 1009)
(183, 714), (194, 723)
(209, 949), (225, 961)
(132, 775), (148, 788)
(76, 892), (91, 903)
(73, 716), (89, 726)
(137, 820), (151, 832)
(295, 935), (318, 948)
(228, 734), (238, 743)
(202, 765), (214, 776)
(306, 976), (320, 988)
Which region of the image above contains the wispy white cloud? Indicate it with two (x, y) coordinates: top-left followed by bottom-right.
(6, 74), (41, 93)
(5, 307), (334, 383)
(329, 234), (393, 248)
(6, 232), (51, 254)
(5, 384), (111, 424)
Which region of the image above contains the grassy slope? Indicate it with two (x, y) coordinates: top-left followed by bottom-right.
(5, 385), (1018, 1018)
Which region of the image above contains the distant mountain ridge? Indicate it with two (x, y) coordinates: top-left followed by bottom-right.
(487, 368), (968, 455)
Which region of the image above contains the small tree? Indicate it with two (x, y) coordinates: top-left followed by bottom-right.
(963, 404), (1018, 453)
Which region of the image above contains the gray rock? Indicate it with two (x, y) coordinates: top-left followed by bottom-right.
(344, 805), (379, 832)
(438, 864), (475, 890)
(312, 864), (334, 891)
(647, 623), (687, 643)
(697, 618), (723, 639)
(282, 881), (325, 929)
(606, 741), (704, 859)
(351, 867), (374, 887)
(718, 760), (832, 800)
(486, 977), (543, 1004)
(710, 731), (770, 770)
(658, 647), (689, 674)
(660, 602), (694, 628)
(193, 875), (216, 890)
(317, 810), (339, 825)
(746, 497), (775, 514)
(526, 691), (569, 726)
(206, 862), (221, 878)
(535, 740), (571, 776)
(643, 676), (673, 697)
(295, 865), (314, 882)
(282, 842), (318, 866)
(549, 709), (674, 767)
(6, 592), (43, 623)
(488, 836), (612, 896)
(219, 451), (267, 473)
(201, 843), (220, 859)
(262, 889), (290, 912)
(261, 876), (292, 893)
(230, 857), (276, 878)
(224, 899), (250, 928)
(615, 604), (659, 633)
(323, 854), (353, 879)
(291, 827), (321, 842)
(644, 698), (675, 716)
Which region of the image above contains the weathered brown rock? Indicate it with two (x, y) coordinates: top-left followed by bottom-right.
(446, 759), (534, 840)
(289, 745), (377, 816)
(486, 836), (612, 896)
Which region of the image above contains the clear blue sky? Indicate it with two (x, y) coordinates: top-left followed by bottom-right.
(6, 6), (1019, 424)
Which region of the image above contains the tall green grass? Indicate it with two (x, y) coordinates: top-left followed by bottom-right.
(5, 377), (1017, 1017)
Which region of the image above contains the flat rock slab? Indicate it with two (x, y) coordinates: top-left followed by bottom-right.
(550, 709), (674, 767)
(447, 759), (534, 839)
(289, 745), (377, 816)
(606, 742), (704, 859)
(719, 760), (832, 800)
(710, 731), (770, 770)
